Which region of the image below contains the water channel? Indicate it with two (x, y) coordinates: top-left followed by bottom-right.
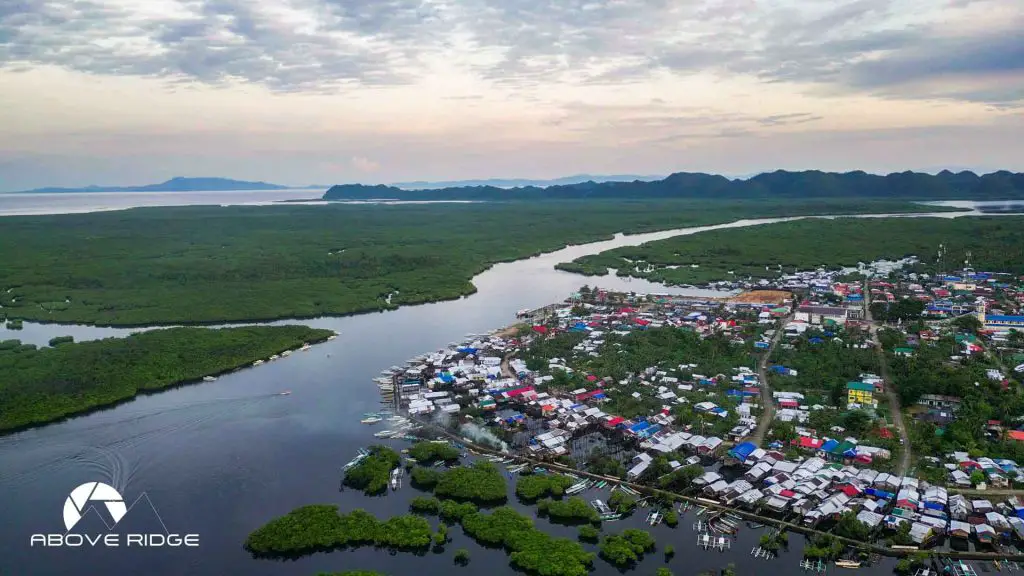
(0, 204), (1006, 575)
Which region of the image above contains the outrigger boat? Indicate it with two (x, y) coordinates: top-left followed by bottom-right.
(342, 448), (371, 471)
(835, 560), (861, 569)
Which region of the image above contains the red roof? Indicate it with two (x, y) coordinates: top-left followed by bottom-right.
(605, 416), (625, 427)
(793, 436), (824, 449)
(780, 399), (799, 408)
(635, 318), (651, 326)
(839, 484), (861, 497)
(779, 489), (796, 499)
(506, 386), (535, 397)
(532, 325), (548, 334)
(1008, 430), (1024, 442)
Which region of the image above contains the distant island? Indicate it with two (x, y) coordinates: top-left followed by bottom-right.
(18, 177), (319, 193)
(390, 174), (662, 190)
(325, 169), (1024, 201)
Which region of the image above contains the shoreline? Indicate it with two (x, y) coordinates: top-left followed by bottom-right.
(0, 327), (335, 437)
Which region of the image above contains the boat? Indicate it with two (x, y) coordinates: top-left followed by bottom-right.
(361, 416), (382, 424)
(281, 350), (292, 357)
(390, 468), (403, 490)
(277, 390), (291, 396)
(647, 511), (662, 526)
(269, 354), (279, 361)
(300, 343), (311, 351)
(592, 500), (611, 515)
(252, 360), (264, 366)
(202, 376), (217, 382)
(342, 448), (371, 471)
(835, 560), (861, 568)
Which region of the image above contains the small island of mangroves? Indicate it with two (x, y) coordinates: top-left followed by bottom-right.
(0, 325), (333, 432)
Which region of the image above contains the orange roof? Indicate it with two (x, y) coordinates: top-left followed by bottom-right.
(1007, 430), (1024, 442)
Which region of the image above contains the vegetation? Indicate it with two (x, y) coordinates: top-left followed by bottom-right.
(664, 544), (675, 558)
(410, 466), (443, 490)
(803, 533), (846, 560)
(453, 548), (470, 566)
(537, 496), (601, 525)
(515, 473), (574, 502)
(663, 510), (678, 527)
(409, 496), (441, 515)
(598, 529), (656, 567)
(0, 325), (331, 432)
(325, 171), (1024, 201)
(578, 525), (600, 542)
(656, 569), (673, 576)
(47, 335), (74, 347)
(608, 490), (638, 514)
(439, 500), (479, 523)
(833, 511), (871, 541)
(244, 505), (432, 557)
(0, 201), (964, 325)
(559, 216), (1024, 286)
(460, 507), (593, 576)
(433, 461), (508, 504)
(5, 319), (23, 330)
(408, 441), (461, 464)
(343, 446), (400, 496)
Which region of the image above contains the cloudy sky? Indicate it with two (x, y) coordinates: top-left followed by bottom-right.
(0, 0), (1022, 190)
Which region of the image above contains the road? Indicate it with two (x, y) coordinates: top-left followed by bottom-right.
(864, 280), (912, 476)
(751, 314), (793, 446)
(500, 350), (515, 379)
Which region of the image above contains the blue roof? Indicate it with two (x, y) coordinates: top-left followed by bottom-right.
(729, 441), (757, 460)
(821, 439), (840, 452)
(630, 421), (651, 432)
(987, 315), (1024, 322)
(457, 346), (478, 354)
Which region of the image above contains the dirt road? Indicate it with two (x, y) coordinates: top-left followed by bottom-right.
(751, 314), (793, 446)
(864, 280), (912, 476)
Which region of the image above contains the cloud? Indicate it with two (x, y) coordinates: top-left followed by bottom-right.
(0, 0), (1020, 107)
(351, 155), (379, 172)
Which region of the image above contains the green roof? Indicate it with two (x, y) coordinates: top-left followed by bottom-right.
(894, 347), (914, 354)
(847, 382), (874, 392)
(832, 440), (856, 454)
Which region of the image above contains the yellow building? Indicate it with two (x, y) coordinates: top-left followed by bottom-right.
(847, 382), (875, 406)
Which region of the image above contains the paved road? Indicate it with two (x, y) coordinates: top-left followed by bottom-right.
(751, 314), (793, 446)
(864, 280), (912, 476)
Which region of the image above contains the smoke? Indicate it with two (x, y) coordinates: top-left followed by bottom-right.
(460, 422), (509, 453)
(431, 410), (452, 429)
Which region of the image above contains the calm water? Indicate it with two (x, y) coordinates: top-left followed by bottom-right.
(0, 206), (995, 575)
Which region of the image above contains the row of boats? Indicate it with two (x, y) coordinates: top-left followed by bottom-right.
(251, 338), (331, 367)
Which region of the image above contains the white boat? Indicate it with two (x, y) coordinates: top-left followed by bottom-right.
(252, 360), (264, 366)
(269, 354), (279, 361)
(281, 350), (292, 357)
(202, 376), (217, 382)
(327, 335), (337, 341)
(361, 416), (382, 424)
(300, 343), (311, 351)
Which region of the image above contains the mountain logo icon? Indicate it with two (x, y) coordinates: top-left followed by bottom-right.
(63, 482), (127, 531)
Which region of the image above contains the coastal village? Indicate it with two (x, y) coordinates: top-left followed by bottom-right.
(363, 260), (1024, 571)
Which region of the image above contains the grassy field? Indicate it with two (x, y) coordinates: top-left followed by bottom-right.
(556, 216), (1024, 285)
(0, 325), (333, 432)
(0, 199), (954, 325)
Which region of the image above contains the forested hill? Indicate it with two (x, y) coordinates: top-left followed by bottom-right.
(324, 170), (1024, 201)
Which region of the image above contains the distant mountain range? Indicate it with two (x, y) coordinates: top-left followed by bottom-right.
(390, 174), (662, 189)
(18, 177), (324, 193)
(324, 170), (1024, 201)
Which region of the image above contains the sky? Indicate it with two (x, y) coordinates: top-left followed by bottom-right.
(0, 0), (1022, 190)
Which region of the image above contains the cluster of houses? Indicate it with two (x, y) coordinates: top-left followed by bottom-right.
(691, 442), (1024, 547)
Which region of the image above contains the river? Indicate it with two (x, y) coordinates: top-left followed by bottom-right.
(0, 204), (1002, 575)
